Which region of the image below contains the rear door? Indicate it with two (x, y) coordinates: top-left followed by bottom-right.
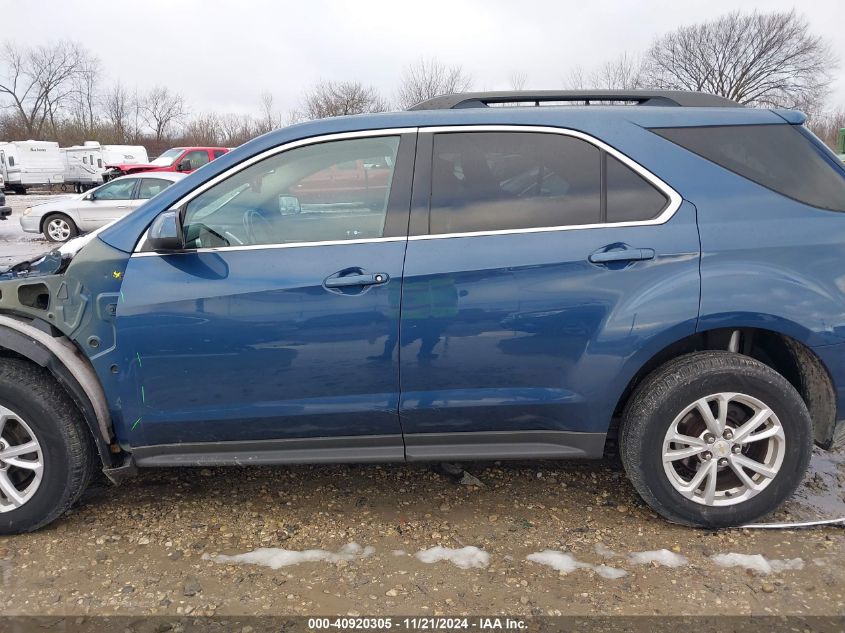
(116, 130), (416, 455)
(399, 126), (700, 460)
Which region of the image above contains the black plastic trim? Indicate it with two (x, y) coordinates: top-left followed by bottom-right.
(409, 90), (741, 111)
(132, 434), (405, 467)
(404, 430), (606, 461)
(131, 430), (607, 467)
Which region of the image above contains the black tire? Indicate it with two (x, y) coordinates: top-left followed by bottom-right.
(42, 213), (78, 243)
(0, 358), (95, 533)
(620, 351), (812, 528)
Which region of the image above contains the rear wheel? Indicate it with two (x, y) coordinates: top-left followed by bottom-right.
(43, 213), (78, 242)
(0, 359), (94, 533)
(620, 351), (812, 527)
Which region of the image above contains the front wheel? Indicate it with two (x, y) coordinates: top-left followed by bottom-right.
(43, 213), (78, 243)
(620, 351), (812, 528)
(0, 359), (95, 533)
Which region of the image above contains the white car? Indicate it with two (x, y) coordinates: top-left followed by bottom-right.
(20, 172), (186, 242)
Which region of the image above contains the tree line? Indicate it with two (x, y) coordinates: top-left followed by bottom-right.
(0, 9), (842, 156)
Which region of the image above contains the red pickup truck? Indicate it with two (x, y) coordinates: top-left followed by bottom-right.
(104, 146), (230, 180)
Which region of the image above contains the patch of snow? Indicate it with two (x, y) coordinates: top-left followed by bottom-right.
(710, 553), (804, 575)
(769, 558), (805, 572)
(414, 546), (489, 569)
(594, 543), (619, 558)
(527, 550), (627, 579)
(203, 542), (374, 570)
(628, 549), (688, 568)
(593, 564), (628, 579)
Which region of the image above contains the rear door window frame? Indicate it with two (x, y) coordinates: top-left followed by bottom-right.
(408, 125), (681, 239)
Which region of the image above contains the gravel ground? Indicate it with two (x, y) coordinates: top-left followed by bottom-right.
(0, 450), (842, 617)
(0, 193), (843, 617)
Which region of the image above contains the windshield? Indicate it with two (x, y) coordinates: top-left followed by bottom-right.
(149, 148), (183, 167)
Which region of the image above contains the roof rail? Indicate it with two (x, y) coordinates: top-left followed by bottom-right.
(408, 90), (742, 110)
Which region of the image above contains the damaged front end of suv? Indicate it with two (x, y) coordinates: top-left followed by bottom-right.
(0, 231), (133, 479)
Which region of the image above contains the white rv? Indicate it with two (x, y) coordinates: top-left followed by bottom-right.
(101, 145), (149, 167)
(61, 141), (104, 192)
(0, 140), (64, 193)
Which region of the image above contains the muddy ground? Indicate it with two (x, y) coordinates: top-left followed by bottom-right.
(0, 193), (844, 618)
(0, 450), (842, 617)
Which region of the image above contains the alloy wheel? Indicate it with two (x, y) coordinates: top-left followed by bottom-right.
(662, 392), (785, 506)
(46, 218), (71, 241)
(0, 405), (44, 512)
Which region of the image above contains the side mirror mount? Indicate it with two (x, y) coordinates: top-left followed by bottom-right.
(84, 191), (94, 201)
(147, 210), (183, 251)
(177, 159), (192, 172)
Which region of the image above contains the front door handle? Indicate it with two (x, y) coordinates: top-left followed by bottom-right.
(589, 248), (655, 264)
(324, 272), (389, 288)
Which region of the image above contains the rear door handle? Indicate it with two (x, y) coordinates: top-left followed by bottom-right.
(324, 272), (389, 288)
(589, 248), (655, 264)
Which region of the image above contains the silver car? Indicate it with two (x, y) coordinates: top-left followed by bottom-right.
(20, 172), (186, 242)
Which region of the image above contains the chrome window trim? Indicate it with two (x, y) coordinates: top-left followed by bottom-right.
(411, 124), (681, 241)
(132, 127), (417, 255)
(132, 124), (681, 256)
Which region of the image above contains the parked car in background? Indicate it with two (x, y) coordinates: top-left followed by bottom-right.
(61, 142), (105, 193)
(2, 90), (845, 533)
(0, 189), (10, 219)
(0, 141), (64, 194)
(19, 172), (185, 241)
(103, 146), (229, 180)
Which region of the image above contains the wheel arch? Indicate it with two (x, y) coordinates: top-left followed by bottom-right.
(39, 211), (75, 235)
(610, 326), (837, 451)
(0, 314), (116, 466)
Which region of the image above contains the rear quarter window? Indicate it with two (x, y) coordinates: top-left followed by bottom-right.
(653, 124), (845, 212)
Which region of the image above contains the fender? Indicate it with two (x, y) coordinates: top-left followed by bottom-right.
(0, 314), (115, 464)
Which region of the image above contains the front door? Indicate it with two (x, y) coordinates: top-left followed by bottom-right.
(115, 132), (415, 455)
(399, 128), (700, 459)
(79, 177), (137, 229)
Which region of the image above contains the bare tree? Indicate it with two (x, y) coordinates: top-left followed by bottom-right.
(255, 91), (280, 134)
(142, 85), (186, 141)
(103, 81), (130, 141)
(182, 112), (223, 146)
(642, 10), (836, 109)
(0, 40), (88, 137)
(219, 112), (256, 147)
(68, 53), (101, 137)
(508, 71), (527, 91)
(296, 81), (387, 120)
(564, 53), (643, 91)
(395, 58), (473, 109)
(807, 107), (845, 151)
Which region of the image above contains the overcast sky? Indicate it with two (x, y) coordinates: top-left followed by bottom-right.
(7, 0), (845, 118)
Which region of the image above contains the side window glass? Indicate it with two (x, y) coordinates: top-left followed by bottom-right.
(82, 156), (88, 165)
(137, 178), (173, 200)
(430, 132), (601, 234)
(654, 125), (845, 212)
(182, 136), (401, 249)
(182, 150), (210, 170)
(605, 155), (668, 223)
(8, 156), (14, 167)
(212, 150), (226, 159)
(94, 179), (136, 200)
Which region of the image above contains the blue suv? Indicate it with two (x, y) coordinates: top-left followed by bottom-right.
(1, 90), (844, 532)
